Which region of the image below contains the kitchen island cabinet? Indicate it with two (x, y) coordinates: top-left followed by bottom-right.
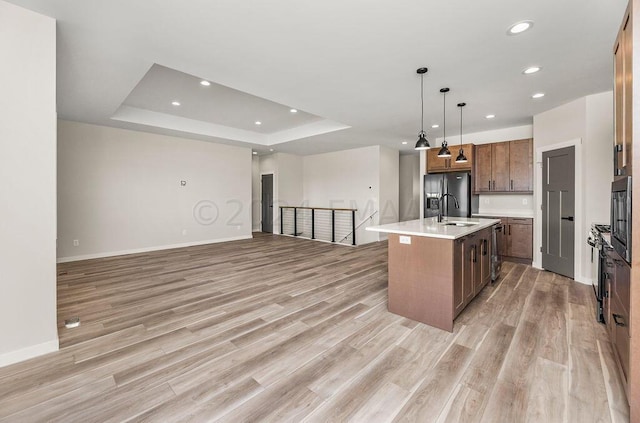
(367, 217), (498, 332)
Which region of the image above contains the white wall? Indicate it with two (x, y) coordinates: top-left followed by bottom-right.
(57, 121), (252, 261)
(399, 154), (420, 221)
(276, 153), (304, 208)
(533, 92), (613, 284)
(379, 146), (400, 223)
(257, 152), (304, 234)
(378, 146), (400, 240)
(425, 125), (535, 217)
(0, 1), (58, 366)
(303, 146), (382, 244)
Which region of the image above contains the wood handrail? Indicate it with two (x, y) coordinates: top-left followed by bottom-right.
(279, 206), (357, 212)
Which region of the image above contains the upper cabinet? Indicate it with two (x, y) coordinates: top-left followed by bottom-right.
(614, 3), (633, 179)
(426, 143), (474, 173)
(473, 139), (533, 194)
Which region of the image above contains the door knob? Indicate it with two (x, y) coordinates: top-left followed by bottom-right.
(561, 216), (574, 221)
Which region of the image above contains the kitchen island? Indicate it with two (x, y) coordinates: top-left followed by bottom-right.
(367, 217), (500, 332)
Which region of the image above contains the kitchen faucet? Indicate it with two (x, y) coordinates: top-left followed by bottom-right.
(438, 193), (460, 222)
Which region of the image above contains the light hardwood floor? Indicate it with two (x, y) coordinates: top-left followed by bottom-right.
(0, 233), (630, 422)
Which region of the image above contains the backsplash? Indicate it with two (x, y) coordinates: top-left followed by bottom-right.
(477, 194), (534, 217)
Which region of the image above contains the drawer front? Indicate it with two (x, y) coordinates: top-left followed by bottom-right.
(611, 296), (630, 383)
(507, 217), (532, 225)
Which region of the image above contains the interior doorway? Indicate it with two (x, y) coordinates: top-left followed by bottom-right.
(541, 146), (576, 278)
(261, 174), (274, 233)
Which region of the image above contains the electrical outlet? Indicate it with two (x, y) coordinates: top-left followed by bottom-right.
(73, 240), (79, 247)
(399, 236), (411, 245)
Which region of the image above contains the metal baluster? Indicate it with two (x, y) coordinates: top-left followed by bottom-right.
(331, 210), (336, 243)
(280, 207), (283, 234)
(311, 209), (315, 239)
(293, 207), (297, 236)
(352, 210), (356, 245)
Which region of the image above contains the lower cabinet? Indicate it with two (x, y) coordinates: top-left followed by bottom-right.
(454, 227), (493, 317)
(506, 218), (533, 260)
(605, 248), (631, 399)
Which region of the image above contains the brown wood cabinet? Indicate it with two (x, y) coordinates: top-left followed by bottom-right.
(614, 3), (633, 179)
(426, 143), (474, 173)
(453, 227), (493, 318)
(506, 217), (533, 260)
(606, 247), (631, 398)
(473, 139), (533, 194)
(509, 139), (534, 192)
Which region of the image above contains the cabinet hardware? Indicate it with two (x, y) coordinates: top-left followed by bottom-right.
(612, 313), (626, 327)
(508, 225), (511, 235)
(492, 180), (495, 190)
(483, 239), (488, 256)
(488, 180), (491, 190)
(472, 245), (477, 263)
(510, 180), (513, 190)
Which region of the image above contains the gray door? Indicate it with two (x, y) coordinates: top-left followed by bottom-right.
(261, 174), (273, 233)
(542, 146), (575, 278)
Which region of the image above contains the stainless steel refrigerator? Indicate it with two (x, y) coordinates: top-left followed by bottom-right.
(424, 172), (478, 218)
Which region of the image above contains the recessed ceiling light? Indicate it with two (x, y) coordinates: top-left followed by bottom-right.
(486, 114), (496, 119)
(171, 101), (181, 106)
(290, 109), (298, 113)
(200, 80), (211, 86)
(255, 121), (262, 125)
(431, 124), (439, 128)
(269, 148), (274, 152)
(507, 20), (533, 35)
(402, 141), (408, 145)
(252, 151), (257, 155)
(523, 66), (541, 75)
(532, 92), (545, 99)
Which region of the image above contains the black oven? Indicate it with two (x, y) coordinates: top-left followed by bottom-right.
(611, 177), (632, 263)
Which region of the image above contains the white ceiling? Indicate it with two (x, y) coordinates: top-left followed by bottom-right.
(8, 0), (628, 155)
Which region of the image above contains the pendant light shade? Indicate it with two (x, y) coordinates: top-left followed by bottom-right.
(456, 102), (468, 163)
(414, 67), (431, 151)
(437, 88), (451, 157)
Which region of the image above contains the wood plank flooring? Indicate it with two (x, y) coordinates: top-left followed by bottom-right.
(0, 233), (630, 422)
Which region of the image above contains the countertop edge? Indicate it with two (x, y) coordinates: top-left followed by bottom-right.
(366, 218), (500, 240)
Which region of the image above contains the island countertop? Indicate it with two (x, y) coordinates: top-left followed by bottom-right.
(366, 217), (500, 240)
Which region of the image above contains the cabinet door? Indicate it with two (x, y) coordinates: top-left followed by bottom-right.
(491, 142), (510, 191)
(463, 235), (475, 304)
(449, 143), (473, 172)
(453, 238), (465, 317)
(623, 10), (632, 177)
(426, 148), (449, 173)
(509, 139), (533, 192)
(507, 221), (533, 259)
(614, 34), (625, 178)
(496, 219), (508, 257)
(474, 144), (492, 192)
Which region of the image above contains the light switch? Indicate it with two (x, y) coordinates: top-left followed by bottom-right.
(399, 236), (411, 245)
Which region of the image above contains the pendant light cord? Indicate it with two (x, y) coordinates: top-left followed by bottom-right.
(443, 91), (446, 141)
(420, 74), (424, 134)
(459, 104), (463, 144)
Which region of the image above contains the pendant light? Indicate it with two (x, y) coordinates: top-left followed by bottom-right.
(455, 102), (468, 163)
(437, 88), (451, 157)
(414, 67), (430, 150)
